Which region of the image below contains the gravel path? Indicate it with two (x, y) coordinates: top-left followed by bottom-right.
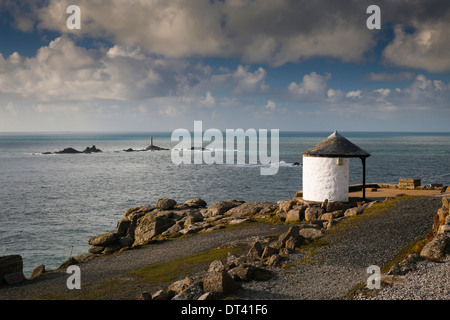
(231, 196), (444, 300)
(0, 196), (445, 300)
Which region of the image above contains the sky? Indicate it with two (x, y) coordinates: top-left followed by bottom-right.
(0, 0), (449, 133)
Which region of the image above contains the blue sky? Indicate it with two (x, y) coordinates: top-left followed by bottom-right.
(0, 0), (449, 132)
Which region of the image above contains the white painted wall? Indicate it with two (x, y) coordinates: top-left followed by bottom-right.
(302, 156), (349, 202)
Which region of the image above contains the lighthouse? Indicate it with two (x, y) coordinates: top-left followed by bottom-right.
(302, 131), (370, 202)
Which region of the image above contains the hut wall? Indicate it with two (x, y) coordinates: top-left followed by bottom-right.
(302, 156), (349, 202)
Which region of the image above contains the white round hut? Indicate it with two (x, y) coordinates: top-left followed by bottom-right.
(302, 131), (370, 202)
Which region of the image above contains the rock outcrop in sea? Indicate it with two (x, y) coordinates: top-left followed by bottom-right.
(42, 145), (103, 154)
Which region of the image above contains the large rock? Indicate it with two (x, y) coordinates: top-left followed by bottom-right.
(156, 198), (177, 210)
(437, 208), (449, 224)
(305, 207), (324, 221)
(442, 197), (449, 209)
(168, 277), (193, 295)
(228, 264), (253, 281)
(88, 232), (119, 246)
(29, 264), (46, 280)
(285, 209), (303, 222)
(83, 145), (102, 153)
(103, 243), (121, 255)
(183, 211), (204, 227)
(0, 255), (23, 285)
(261, 246), (279, 259)
(278, 200), (294, 213)
(326, 201), (348, 212)
(344, 206), (364, 217)
(184, 198), (207, 208)
(172, 283), (204, 300)
(299, 227), (324, 239)
(116, 218), (131, 236)
(273, 226), (300, 249)
(133, 215), (175, 246)
(285, 236), (304, 250)
(202, 271), (239, 296)
(420, 234), (450, 261)
(266, 254), (282, 268)
(321, 210), (343, 221)
(247, 241), (263, 260)
(225, 201), (276, 218)
(204, 200), (245, 217)
(208, 260), (225, 273)
(124, 206), (156, 220)
(438, 224), (450, 234)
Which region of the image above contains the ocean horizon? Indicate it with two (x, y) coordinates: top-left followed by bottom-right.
(1, 131), (450, 276)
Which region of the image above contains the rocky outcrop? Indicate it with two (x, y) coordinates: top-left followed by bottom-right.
(420, 196), (450, 261)
(0, 255), (24, 285)
(85, 193), (377, 260)
(43, 145), (103, 154)
(275, 197), (376, 229)
(85, 198), (279, 256)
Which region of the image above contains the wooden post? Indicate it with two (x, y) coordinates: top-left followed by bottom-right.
(361, 157), (366, 201)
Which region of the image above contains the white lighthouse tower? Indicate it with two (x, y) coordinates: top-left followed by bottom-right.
(302, 131), (370, 202)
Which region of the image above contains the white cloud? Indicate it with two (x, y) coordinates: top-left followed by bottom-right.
(288, 72), (331, 100)
(5, 0), (377, 67)
(232, 65), (268, 94)
(373, 88), (391, 97)
(0, 36), (187, 101)
(383, 21), (450, 72)
(265, 100), (277, 112)
(346, 90), (362, 99)
(327, 88), (344, 103)
(201, 91), (216, 108)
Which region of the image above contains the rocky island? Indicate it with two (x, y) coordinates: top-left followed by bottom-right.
(42, 145), (103, 154)
(123, 137), (169, 152)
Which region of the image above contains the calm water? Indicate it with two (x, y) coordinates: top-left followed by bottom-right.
(1, 131), (449, 276)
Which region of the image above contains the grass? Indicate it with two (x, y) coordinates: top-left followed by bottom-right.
(295, 238), (332, 266)
(128, 247), (243, 283)
(36, 246), (244, 300)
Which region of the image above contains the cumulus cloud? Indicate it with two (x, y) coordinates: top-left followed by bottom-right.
(265, 100), (277, 112)
(327, 74), (450, 115)
(3, 0), (450, 72)
(232, 65), (268, 94)
(201, 91), (216, 108)
(0, 36), (197, 101)
(288, 72), (331, 100)
(383, 21), (450, 73)
(1, 0), (378, 67)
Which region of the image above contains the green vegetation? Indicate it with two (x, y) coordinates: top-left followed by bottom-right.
(296, 238), (331, 266)
(128, 247), (243, 283)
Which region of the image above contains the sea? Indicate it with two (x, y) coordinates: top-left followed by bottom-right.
(1, 131), (450, 276)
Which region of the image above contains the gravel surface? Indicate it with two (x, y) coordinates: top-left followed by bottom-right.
(0, 196), (446, 300)
(231, 196), (445, 300)
(356, 257), (449, 300)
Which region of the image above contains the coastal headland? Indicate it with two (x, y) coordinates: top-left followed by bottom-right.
(0, 182), (448, 300)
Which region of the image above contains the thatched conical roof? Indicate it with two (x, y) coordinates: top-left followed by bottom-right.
(303, 131), (370, 158)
